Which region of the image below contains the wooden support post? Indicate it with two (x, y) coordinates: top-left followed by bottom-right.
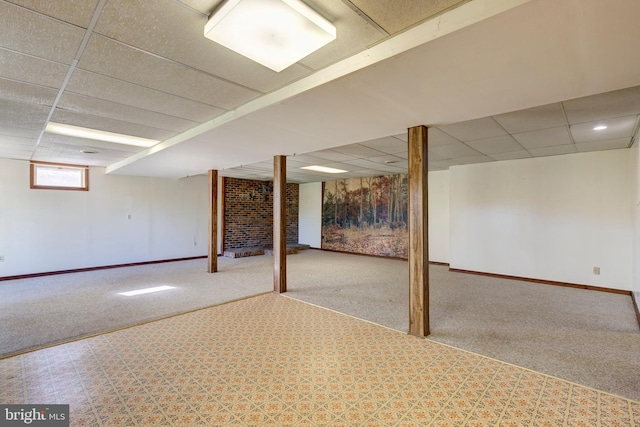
(273, 155), (287, 293)
(208, 170), (218, 273)
(408, 125), (429, 336)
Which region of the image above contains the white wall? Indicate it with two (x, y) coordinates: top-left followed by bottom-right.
(450, 149), (632, 290)
(0, 158), (209, 277)
(428, 170), (450, 263)
(298, 182), (322, 248)
(631, 131), (640, 303)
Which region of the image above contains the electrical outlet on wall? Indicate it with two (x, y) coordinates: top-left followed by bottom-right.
(593, 266), (600, 275)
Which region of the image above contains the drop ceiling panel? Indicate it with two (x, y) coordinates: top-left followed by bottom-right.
(0, 126), (40, 139)
(6, 0), (100, 28)
(0, 49), (69, 90)
(367, 155), (407, 165)
(0, 78), (58, 106)
(570, 116), (638, 143)
(50, 109), (178, 141)
(575, 139), (631, 152)
(298, 0), (386, 70)
(66, 70), (225, 123)
(563, 85), (640, 124)
(0, 147), (32, 160)
(359, 136), (407, 154)
(489, 151), (532, 161)
(93, 0), (310, 93)
(77, 35), (261, 110)
(58, 93), (199, 133)
(528, 144), (577, 157)
(0, 135), (36, 147)
(427, 128), (461, 147)
(465, 135), (524, 155)
(513, 126), (573, 149)
(0, 2), (84, 64)
(175, 0), (215, 15)
(350, 0), (466, 34)
(331, 144), (387, 158)
(40, 133), (145, 153)
(438, 117), (507, 142)
(493, 103), (567, 133)
(308, 149), (359, 162)
(0, 100), (49, 130)
(429, 143), (482, 159)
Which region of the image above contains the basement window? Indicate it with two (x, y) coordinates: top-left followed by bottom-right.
(30, 162), (89, 191)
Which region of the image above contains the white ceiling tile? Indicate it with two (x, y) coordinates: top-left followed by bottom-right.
(429, 143), (482, 159)
(66, 70), (226, 123)
(307, 149), (359, 162)
(0, 78), (58, 106)
(454, 155), (494, 165)
(359, 136), (407, 154)
(332, 144), (386, 158)
(288, 154), (327, 165)
(575, 138), (631, 153)
(367, 155), (407, 165)
(350, 0), (465, 34)
(7, 0), (100, 27)
(0, 2), (84, 64)
(40, 133), (147, 153)
(528, 144), (577, 157)
(427, 128), (461, 147)
(299, 0), (386, 69)
(512, 126), (573, 149)
(0, 49), (69, 89)
(94, 0), (310, 93)
(50, 109), (178, 141)
(0, 135), (37, 148)
(342, 158), (389, 169)
(493, 102), (567, 133)
(77, 35), (261, 110)
(0, 126), (41, 139)
(465, 135), (524, 154)
(489, 151), (533, 161)
(58, 93), (199, 133)
(563, 85), (640, 124)
(0, 100), (49, 130)
(437, 117), (507, 142)
(392, 133), (407, 142)
(570, 115), (638, 143)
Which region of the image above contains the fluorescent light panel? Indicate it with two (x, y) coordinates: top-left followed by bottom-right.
(45, 122), (159, 148)
(301, 165), (347, 173)
(593, 125), (607, 130)
(118, 285), (176, 296)
(204, 0), (336, 72)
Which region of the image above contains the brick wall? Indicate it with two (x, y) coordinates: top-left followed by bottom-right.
(224, 178), (299, 250)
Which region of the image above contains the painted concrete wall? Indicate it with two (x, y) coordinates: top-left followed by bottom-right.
(0, 158), (209, 277)
(298, 182), (322, 248)
(449, 149), (632, 290)
(428, 170), (450, 263)
(631, 130), (640, 303)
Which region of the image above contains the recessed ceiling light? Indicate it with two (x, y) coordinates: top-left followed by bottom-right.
(204, 0), (336, 72)
(118, 285), (176, 296)
(301, 165), (347, 173)
(46, 122), (159, 147)
(593, 125), (607, 131)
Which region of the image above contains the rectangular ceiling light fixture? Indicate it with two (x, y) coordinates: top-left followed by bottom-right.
(204, 0), (336, 72)
(45, 122), (159, 148)
(301, 165), (347, 173)
(118, 285), (176, 296)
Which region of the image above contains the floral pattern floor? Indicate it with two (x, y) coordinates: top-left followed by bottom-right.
(1, 293), (638, 426)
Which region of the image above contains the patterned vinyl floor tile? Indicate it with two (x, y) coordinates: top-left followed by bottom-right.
(0, 293), (638, 426)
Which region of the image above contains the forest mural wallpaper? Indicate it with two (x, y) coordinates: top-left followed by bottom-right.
(322, 174), (408, 258)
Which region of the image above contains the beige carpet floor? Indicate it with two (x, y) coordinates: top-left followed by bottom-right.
(1, 249), (639, 402)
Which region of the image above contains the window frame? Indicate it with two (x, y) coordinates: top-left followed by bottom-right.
(30, 161), (89, 191)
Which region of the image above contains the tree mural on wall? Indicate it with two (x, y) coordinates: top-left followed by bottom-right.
(322, 174), (408, 258)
